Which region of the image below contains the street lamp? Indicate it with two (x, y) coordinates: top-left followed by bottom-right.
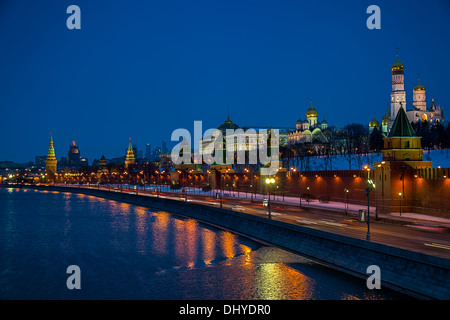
(155, 170), (160, 198)
(220, 171), (223, 208)
(344, 188), (350, 215)
(306, 186), (310, 203)
(265, 177), (275, 219)
(399, 192), (402, 217)
(364, 165), (376, 241)
(298, 172), (302, 208)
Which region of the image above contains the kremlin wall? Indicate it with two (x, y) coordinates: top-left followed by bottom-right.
(37, 52), (450, 218)
(170, 107), (450, 218)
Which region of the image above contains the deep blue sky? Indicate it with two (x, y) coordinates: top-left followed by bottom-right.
(1, 0), (449, 163)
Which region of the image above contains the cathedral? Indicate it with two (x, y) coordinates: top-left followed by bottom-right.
(371, 51), (445, 134)
(369, 109), (391, 136)
(287, 101), (330, 145)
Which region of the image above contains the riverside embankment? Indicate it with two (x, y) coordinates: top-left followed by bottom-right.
(9, 184), (450, 299)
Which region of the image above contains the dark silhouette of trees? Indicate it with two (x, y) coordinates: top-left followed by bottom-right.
(411, 121), (447, 150)
(369, 127), (384, 152)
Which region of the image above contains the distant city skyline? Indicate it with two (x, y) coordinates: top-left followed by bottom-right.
(1, 0), (449, 162)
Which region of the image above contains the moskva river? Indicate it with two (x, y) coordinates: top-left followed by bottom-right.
(0, 188), (409, 299)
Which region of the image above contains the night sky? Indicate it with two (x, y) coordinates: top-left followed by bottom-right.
(1, 0), (449, 163)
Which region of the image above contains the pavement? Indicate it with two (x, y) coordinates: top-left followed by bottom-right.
(270, 197), (450, 228)
(205, 188), (450, 229)
(18, 183), (450, 259)
(62, 183), (450, 228)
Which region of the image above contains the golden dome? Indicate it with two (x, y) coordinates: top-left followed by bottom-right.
(306, 102), (318, 117)
(382, 110), (391, 125)
(413, 76), (425, 91)
(391, 50), (404, 74)
(369, 118), (380, 127)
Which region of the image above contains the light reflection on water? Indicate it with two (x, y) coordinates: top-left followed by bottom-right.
(0, 188), (411, 300)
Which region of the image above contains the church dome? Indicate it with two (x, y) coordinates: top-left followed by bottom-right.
(391, 51), (404, 74)
(218, 116), (239, 130)
(382, 110), (391, 125)
(306, 102), (318, 117)
(413, 76), (425, 91)
(391, 60), (404, 69)
(369, 118), (380, 127)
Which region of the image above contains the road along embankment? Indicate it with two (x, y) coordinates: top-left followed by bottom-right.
(16, 185), (450, 299)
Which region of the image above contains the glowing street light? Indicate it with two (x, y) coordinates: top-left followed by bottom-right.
(365, 165), (376, 241)
(265, 178), (275, 219)
(344, 188), (350, 214)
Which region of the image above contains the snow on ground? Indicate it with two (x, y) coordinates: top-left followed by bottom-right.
(291, 149), (450, 171)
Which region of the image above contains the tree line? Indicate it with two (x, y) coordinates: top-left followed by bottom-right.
(281, 120), (449, 171)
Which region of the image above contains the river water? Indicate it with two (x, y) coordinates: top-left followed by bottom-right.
(0, 188), (410, 300)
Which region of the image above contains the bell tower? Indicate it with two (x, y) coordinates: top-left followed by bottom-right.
(412, 75), (426, 112)
(390, 49), (406, 129)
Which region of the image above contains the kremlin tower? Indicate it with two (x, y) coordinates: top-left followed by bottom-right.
(124, 138), (135, 169)
(45, 133), (57, 181)
(375, 106), (432, 214)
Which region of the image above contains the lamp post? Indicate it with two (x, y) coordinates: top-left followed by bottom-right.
(364, 165), (376, 241)
(306, 186), (310, 203)
(298, 171), (302, 208)
(399, 192), (402, 217)
(265, 178), (275, 219)
(219, 170), (223, 208)
(344, 188), (349, 215)
(155, 170), (160, 198)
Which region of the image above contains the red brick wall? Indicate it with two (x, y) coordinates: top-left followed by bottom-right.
(174, 168), (450, 217)
(412, 173), (450, 216)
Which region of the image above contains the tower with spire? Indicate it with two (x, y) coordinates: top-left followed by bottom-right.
(124, 138), (135, 169)
(389, 49), (406, 130)
(412, 75), (426, 111)
(406, 74), (444, 124)
(375, 106), (432, 214)
(388, 49), (444, 126)
(45, 133), (57, 180)
(374, 50), (445, 135)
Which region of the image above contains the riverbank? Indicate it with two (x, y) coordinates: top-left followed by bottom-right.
(6, 184), (449, 299)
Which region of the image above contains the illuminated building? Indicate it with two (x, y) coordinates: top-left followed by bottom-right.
(124, 138), (136, 168)
(375, 106), (432, 213)
(389, 51), (444, 128)
(389, 51), (407, 128)
(45, 133), (57, 179)
(368, 118), (380, 133)
(287, 100), (329, 145)
(408, 80), (444, 124)
(370, 51), (444, 134)
(68, 139), (81, 165)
